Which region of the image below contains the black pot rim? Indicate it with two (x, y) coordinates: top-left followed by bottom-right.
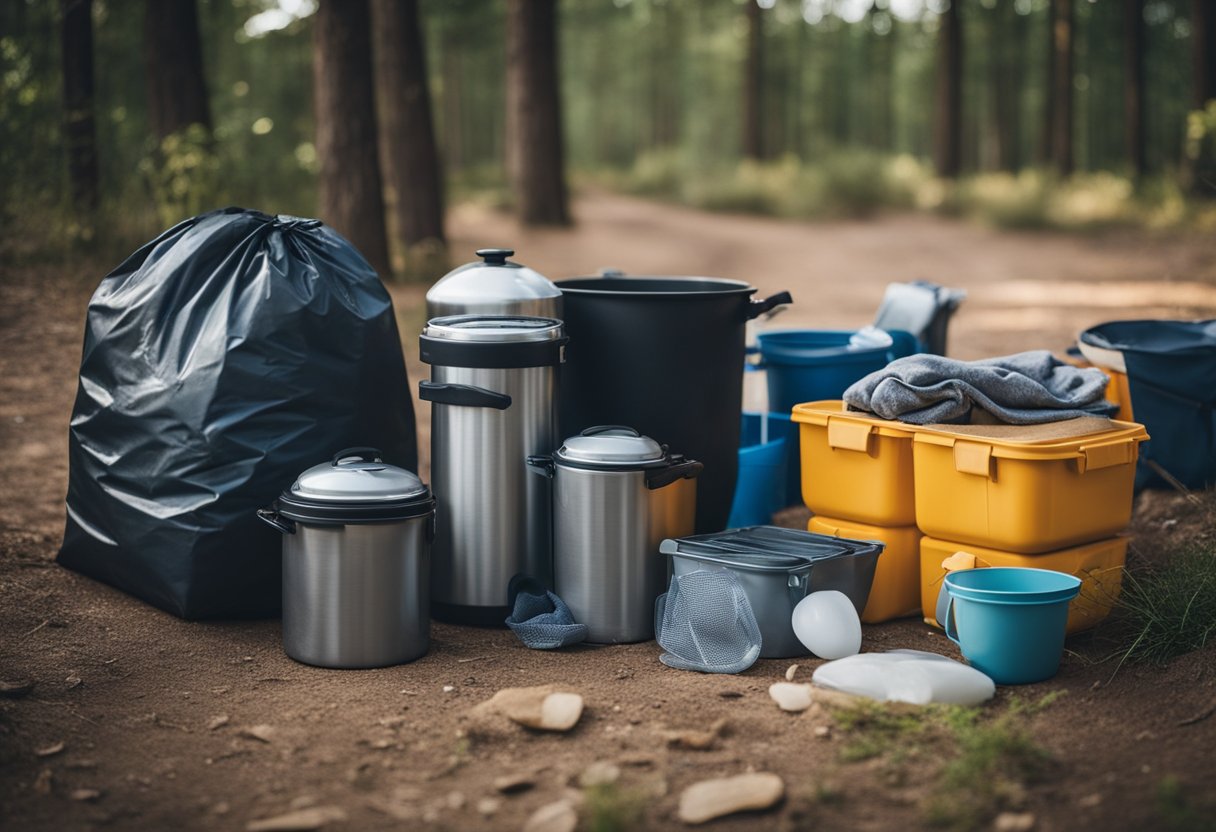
(275, 491), (436, 525)
(556, 276), (757, 298)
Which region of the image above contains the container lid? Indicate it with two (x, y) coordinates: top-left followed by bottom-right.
(913, 418), (1148, 465)
(277, 448), (434, 524)
(423, 315), (564, 343)
(555, 426), (666, 468)
(426, 248), (561, 307)
(659, 526), (883, 572)
(790, 400), (920, 438)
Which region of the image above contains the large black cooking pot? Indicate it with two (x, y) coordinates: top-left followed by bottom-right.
(556, 276), (792, 533)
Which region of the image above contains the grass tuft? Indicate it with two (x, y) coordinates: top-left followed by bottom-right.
(581, 783), (647, 832)
(1113, 543), (1216, 669)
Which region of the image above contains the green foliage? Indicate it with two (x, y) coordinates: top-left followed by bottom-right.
(581, 783), (647, 832)
(139, 125), (223, 228)
(1113, 542), (1216, 667)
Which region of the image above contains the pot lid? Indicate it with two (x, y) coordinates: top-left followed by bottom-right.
(426, 248), (561, 306)
(289, 448), (428, 503)
(423, 315), (564, 343)
(555, 426), (666, 467)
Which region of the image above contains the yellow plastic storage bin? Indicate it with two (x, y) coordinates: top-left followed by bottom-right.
(912, 417), (1148, 553)
(791, 401), (918, 526)
(809, 515), (922, 624)
(919, 535), (1126, 634)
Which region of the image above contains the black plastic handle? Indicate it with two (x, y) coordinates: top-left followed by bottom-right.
(646, 459), (704, 490)
(748, 290), (793, 319)
(331, 447), (383, 466)
(525, 454), (555, 478)
(476, 248), (515, 265)
(579, 425), (640, 437)
(257, 508), (296, 535)
(419, 380), (512, 410)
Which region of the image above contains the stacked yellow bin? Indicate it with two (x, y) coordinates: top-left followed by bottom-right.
(792, 401), (1148, 631)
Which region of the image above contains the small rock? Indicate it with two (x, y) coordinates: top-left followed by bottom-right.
(1078, 793), (1103, 809)
(445, 791), (465, 810)
(493, 773), (535, 794)
(473, 687), (584, 732)
(769, 682), (813, 713)
(522, 799), (578, 832)
(662, 717), (727, 750)
(0, 678), (35, 698)
(213, 802), (231, 815)
(240, 724), (275, 743)
(476, 797), (500, 816)
(994, 812), (1036, 832)
(33, 768), (53, 796)
(442, 685), (455, 693)
(579, 761), (621, 788)
(677, 772), (784, 824)
(34, 741), (66, 757)
(245, 806), (348, 831)
(65, 675), (83, 690)
(785, 664), (799, 681)
(813, 725), (832, 739)
(208, 715), (230, 731)
(71, 788), (101, 802)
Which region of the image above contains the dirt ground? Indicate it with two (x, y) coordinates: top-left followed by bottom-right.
(3, 193), (1216, 831)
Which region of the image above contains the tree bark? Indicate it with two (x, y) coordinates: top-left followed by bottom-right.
(1039, 0), (1055, 165)
(143, 0), (211, 140)
(62, 0), (98, 212)
(372, 0), (446, 261)
(313, 0), (392, 276)
(992, 0), (1021, 171)
(933, 0), (963, 177)
(742, 0), (764, 159)
(1194, 0), (1216, 108)
(1050, 0), (1074, 176)
(1124, 0), (1146, 177)
(505, 0), (570, 226)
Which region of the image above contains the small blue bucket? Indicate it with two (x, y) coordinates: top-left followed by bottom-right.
(757, 329), (920, 414)
(943, 567), (1081, 685)
(727, 413), (788, 528)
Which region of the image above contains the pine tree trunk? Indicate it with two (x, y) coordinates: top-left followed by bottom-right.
(934, 0), (963, 177)
(62, 0), (98, 212)
(144, 0), (211, 140)
(372, 0), (446, 270)
(1194, 0), (1216, 108)
(742, 0), (764, 159)
(313, 0), (392, 276)
(1125, 0), (1145, 177)
(440, 24), (464, 172)
(992, 0), (1021, 171)
(505, 0), (570, 226)
(1050, 0), (1074, 176)
(1039, 1), (1055, 165)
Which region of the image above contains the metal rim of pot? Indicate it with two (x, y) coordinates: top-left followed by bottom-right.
(526, 426), (703, 489)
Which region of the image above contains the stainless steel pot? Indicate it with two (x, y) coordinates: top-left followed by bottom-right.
(527, 426), (701, 644)
(426, 248), (561, 318)
(257, 448), (435, 669)
(420, 316), (567, 623)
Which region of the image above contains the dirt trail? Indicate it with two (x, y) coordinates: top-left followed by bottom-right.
(2, 194), (1216, 832)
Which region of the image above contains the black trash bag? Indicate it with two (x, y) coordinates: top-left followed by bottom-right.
(58, 207), (418, 619)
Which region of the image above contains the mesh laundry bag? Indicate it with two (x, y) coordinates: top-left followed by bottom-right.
(655, 570), (763, 674)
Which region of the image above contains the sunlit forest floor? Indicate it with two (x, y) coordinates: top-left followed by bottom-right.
(3, 193), (1216, 831)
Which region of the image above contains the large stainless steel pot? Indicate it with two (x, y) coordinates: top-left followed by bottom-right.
(420, 316), (567, 623)
(426, 248), (561, 318)
(257, 448), (435, 669)
(527, 427), (701, 644)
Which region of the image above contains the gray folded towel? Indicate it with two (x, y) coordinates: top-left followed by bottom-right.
(504, 575), (589, 649)
(843, 350), (1116, 425)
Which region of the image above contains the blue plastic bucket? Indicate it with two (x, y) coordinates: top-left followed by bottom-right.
(758, 329), (920, 414)
(727, 413), (788, 528)
(943, 567), (1081, 685)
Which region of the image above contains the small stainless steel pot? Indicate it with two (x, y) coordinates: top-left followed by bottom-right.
(258, 448), (435, 669)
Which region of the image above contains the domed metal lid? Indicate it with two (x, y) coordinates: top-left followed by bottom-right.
(555, 426), (667, 468)
(275, 448), (433, 524)
(423, 315), (564, 343)
(426, 248), (561, 307)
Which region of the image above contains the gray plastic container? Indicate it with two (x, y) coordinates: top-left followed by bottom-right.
(660, 526), (882, 658)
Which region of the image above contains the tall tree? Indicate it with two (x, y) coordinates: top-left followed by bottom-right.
(61, 0), (97, 211)
(313, 0), (391, 275)
(1194, 0), (1216, 108)
(372, 0), (446, 271)
(505, 0), (570, 226)
(1124, 0), (1146, 177)
(742, 0), (764, 159)
(933, 0), (963, 177)
(144, 0), (211, 140)
(1049, 0), (1074, 175)
(991, 0), (1022, 171)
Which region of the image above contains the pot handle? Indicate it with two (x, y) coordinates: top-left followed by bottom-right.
(748, 291), (793, 320)
(645, 458), (704, 490)
(331, 447), (383, 466)
(257, 508), (296, 535)
(941, 593), (961, 646)
(419, 381), (512, 410)
(525, 454), (555, 478)
(580, 425), (641, 437)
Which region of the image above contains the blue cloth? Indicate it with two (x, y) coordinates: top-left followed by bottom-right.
(504, 576), (588, 649)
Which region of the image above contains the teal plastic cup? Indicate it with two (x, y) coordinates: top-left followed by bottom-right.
(943, 567), (1082, 685)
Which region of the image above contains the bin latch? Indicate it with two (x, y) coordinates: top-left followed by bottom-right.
(1078, 441), (1132, 474)
(827, 418), (873, 453)
(953, 441), (994, 478)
